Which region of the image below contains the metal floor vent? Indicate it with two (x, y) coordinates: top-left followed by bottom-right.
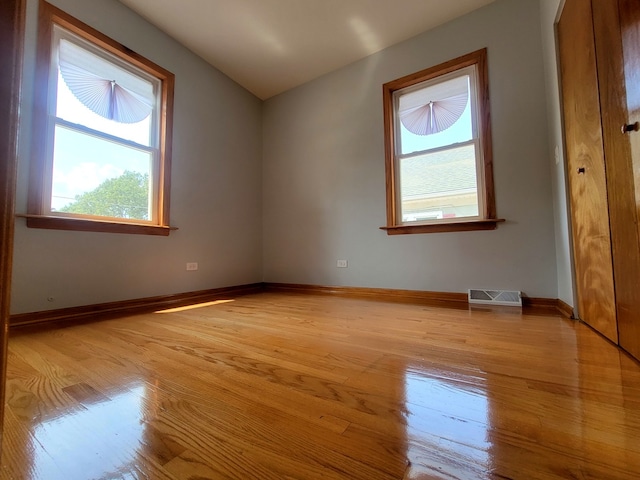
(468, 289), (522, 307)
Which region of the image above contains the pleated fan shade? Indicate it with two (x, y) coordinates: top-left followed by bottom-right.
(399, 75), (469, 136)
(58, 39), (154, 124)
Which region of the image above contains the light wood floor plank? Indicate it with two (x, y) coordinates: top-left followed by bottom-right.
(2, 291), (640, 479)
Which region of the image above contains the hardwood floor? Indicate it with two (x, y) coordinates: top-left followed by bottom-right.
(1, 291), (639, 479)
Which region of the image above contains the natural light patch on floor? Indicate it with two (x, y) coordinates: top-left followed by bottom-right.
(155, 299), (235, 314)
(31, 384), (146, 480)
(403, 371), (491, 475)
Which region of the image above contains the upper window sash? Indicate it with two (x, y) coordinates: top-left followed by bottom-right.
(50, 26), (160, 146)
(393, 66), (479, 158)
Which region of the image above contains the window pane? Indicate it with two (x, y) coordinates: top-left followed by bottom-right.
(51, 124), (152, 221)
(400, 143), (479, 222)
(56, 71), (152, 146)
(398, 75), (473, 155)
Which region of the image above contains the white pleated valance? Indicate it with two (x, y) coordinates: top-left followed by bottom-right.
(399, 75), (469, 136)
(58, 39), (154, 124)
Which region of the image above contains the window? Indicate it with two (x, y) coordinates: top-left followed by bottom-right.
(27, 1), (174, 235)
(382, 49), (501, 235)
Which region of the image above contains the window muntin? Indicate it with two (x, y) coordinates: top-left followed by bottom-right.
(28, 1), (174, 235)
(382, 49), (497, 234)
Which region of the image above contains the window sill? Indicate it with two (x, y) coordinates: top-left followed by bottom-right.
(19, 214), (177, 236)
(380, 218), (505, 235)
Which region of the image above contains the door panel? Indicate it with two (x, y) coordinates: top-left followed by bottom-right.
(616, 0), (640, 359)
(558, 0), (619, 343)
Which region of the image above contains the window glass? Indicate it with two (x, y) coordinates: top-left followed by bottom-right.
(399, 143), (479, 222)
(51, 124), (152, 217)
(394, 67), (481, 223)
(56, 70), (152, 146)
(48, 28), (157, 221)
(397, 73), (473, 155)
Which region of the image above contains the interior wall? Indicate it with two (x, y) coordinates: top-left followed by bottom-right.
(262, 0), (559, 298)
(539, 0), (575, 309)
(11, 0), (263, 314)
(11, 0), (569, 315)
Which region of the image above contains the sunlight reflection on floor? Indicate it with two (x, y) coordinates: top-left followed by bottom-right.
(155, 299), (235, 314)
(404, 370), (491, 477)
(32, 385), (145, 479)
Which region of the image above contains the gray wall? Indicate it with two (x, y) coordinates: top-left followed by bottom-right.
(539, 0), (575, 308)
(12, 0), (572, 315)
(262, 0), (559, 298)
(11, 0), (263, 314)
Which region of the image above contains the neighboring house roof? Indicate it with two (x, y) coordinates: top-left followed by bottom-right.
(400, 144), (477, 198)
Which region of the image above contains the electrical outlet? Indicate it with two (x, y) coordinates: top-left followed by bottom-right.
(186, 262), (198, 271)
(337, 259), (348, 268)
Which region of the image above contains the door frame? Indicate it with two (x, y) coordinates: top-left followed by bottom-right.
(0, 0), (25, 455)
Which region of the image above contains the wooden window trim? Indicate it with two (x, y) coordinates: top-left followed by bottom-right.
(382, 48), (500, 235)
(380, 218), (504, 235)
(19, 214), (176, 236)
(28, 0), (175, 235)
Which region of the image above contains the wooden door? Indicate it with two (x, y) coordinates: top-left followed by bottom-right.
(0, 0), (24, 455)
(591, 0), (640, 361)
(557, 0), (619, 343)
(616, 0), (640, 359)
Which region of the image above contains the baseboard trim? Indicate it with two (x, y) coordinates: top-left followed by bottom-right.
(10, 282), (574, 328)
(266, 283), (573, 317)
(556, 299), (575, 319)
(10, 283), (264, 328)
(265, 282), (469, 306)
(521, 296), (573, 318)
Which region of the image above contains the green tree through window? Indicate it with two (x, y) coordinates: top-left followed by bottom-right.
(59, 170), (150, 220)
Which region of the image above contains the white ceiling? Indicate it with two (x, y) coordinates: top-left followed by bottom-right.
(118, 0), (495, 100)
